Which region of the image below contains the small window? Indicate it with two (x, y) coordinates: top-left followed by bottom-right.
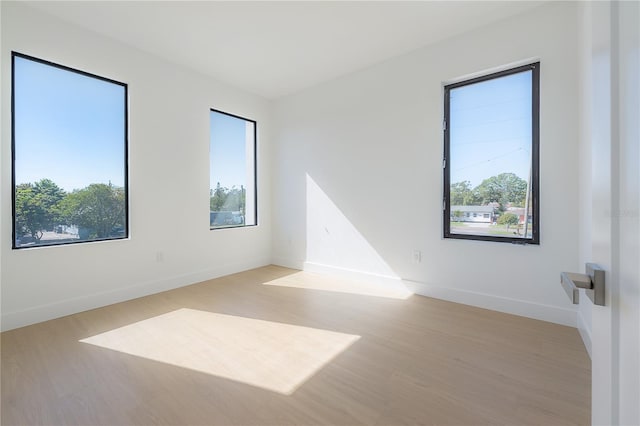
(210, 109), (257, 229)
(12, 52), (128, 249)
(443, 63), (539, 244)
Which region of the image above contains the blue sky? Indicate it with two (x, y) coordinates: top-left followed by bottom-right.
(210, 111), (250, 191)
(449, 70), (532, 187)
(14, 56), (126, 192)
(15, 56), (250, 195)
(15, 54), (524, 197)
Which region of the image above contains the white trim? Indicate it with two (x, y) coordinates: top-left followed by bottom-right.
(443, 57), (541, 86)
(270, 259), (578, 327)
(270, 256), (305, 271)
(302, 261), (402, 287)
(404, 279), (577, 327)
(577, 308), (593, 359)
(1, 257), (271, 331)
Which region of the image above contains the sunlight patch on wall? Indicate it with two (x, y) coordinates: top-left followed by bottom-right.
(80, 308), (360, 395)
(263, 271), (412, 300)
(306, 174), (399, 278)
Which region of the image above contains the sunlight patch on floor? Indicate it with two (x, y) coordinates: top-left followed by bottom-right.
(80, 308), (360, 395)
(263, 271), (413, 300)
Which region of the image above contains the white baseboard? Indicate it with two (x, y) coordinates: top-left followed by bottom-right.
(270, 256), (305, 271)
(302, 261), (403, 287)
(272, 259), (578, 327)
(1, 257), (271, 332)
(404, 279), (577, 327)
(577, 309), (593, 358)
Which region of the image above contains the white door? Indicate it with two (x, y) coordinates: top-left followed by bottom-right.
(581, 2), (639, 424)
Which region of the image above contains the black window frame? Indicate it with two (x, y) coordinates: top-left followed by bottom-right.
(443, 62), (540, 245)
(11, 51), (129, 249)
(209, 108), (258, 231)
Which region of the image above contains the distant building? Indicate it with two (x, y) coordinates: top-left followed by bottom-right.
(450, 205), (495, 223)
(210, 211), (244, 227)
(507, 207), (531, 225)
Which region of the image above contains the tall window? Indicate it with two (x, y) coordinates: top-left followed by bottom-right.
(443, 63), (539, 244)
(210, 109), (257, 229)
(12, 52), (128, 249)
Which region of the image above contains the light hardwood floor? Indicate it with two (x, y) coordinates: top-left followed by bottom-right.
(1, 265), (590, 425)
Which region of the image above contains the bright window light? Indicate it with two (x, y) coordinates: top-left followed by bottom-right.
(264, 271), (412, 300)
(80, 309), (360, 395)
(11, 52), (128, 249)
(210, 109), (256, 229)
(444, 63), (540, 244)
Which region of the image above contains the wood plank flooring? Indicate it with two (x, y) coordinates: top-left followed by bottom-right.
(1, 265), (591, 425)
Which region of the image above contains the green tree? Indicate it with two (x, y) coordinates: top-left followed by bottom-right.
(210, 182), (228, 212)
(15, 179), (66, 241)
(450, 181), (479, 206)
(225, 186), (246, 212)
(475, 173), (527, 208)
(452, 210), (464, 221)
(497, 212), (519, 232)
(61, 183), (125, 239)
(239, 185), (246, 218)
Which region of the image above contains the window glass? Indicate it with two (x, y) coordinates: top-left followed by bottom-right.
(210, 109), (256, 229)
(12, 53), (128, 248)
(444, 63), (539, 244)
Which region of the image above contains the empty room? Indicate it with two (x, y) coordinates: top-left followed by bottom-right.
(1, 1), (638, 425)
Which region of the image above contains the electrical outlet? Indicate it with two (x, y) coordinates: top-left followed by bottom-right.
(413, 250), (422, 264)
(156, 251), (164, 263)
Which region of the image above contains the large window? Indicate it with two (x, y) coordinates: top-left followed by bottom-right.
(12, 52), (128, 249)
(210, 109), (257, 229)
(443, 63), (539, 244)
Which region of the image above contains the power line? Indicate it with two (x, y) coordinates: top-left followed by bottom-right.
(453, 147), (524, 172)
(449, 116), (529, 130)
(452, 136), (528, 147)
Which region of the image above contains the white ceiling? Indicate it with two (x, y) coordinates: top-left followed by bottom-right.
(24, 1), (545, 100)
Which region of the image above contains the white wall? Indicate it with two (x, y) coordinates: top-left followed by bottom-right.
(272, 2), (581, 326)
(1, 3), (272, 331)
